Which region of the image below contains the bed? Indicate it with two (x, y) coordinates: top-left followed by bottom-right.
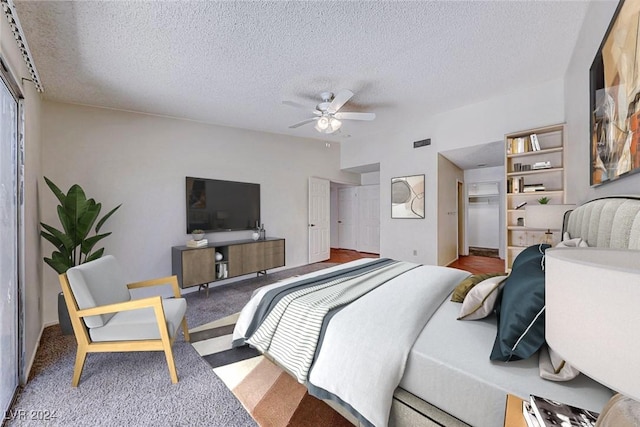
(232, 197), (640, 427)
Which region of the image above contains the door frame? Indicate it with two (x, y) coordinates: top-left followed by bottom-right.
(457, 180), (466, 257)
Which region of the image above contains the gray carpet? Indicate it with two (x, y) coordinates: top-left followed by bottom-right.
(7, 262), (337, 427)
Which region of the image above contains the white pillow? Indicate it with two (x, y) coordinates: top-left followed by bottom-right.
(539, 345), (580, 381)
(457, 275), (507, 321)
(556, 237), (588, 248)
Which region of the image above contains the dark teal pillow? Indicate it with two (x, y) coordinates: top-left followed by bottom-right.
(490, 246), (548, 361)
(511, 243), (550, 271)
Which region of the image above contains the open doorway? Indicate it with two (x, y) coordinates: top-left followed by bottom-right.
(438, 141), (505, 267)
(309, 170), (380, 264)
(330, 182), (380, 256)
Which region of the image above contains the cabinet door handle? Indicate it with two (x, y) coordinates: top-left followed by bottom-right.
(309, 224), (316, 227)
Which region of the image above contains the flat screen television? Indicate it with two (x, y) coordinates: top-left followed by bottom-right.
(186, 177), (260, 233)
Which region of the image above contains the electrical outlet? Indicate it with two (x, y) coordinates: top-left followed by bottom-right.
(413, 250), (418, 256)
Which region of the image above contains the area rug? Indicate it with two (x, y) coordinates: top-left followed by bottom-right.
(190, 314), (352, 427)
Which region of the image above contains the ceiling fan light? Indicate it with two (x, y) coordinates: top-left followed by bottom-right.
(329, 118), (342, 132)
(315, 116), (330, 132)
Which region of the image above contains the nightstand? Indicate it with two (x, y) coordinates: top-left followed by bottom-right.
(504, 394), (527, 427)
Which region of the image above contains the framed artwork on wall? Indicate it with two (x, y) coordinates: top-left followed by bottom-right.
(590, 0), (640, 186)
(391, 174), (424, 218)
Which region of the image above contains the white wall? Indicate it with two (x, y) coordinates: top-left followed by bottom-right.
(20, 78), (42, 383)
(564, 0), (640, 203)
(40, 102), (359, 324)
(0, 15), (44, 379)
(342, 79), (565, 265)
(361, 171), (380, 186)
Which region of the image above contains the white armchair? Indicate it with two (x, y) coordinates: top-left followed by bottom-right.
(59, 255), (190, 386)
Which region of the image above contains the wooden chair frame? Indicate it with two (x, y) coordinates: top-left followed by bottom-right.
(59, 273), (190, 387)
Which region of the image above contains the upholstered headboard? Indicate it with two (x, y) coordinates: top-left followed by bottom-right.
(563, 197), (640, 249)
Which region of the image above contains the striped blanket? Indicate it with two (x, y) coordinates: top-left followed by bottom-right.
(246, 260), (417, 383)
(232, 258), (470, 427)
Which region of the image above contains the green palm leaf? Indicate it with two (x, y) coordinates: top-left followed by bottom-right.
(85, 248), (105, 263)
(44, 177), (66, 206)
(40, 223), (74, 250)
(96, 204), (121, 233)
(81, 232), (111, 256)
(76, 201), (101, 243)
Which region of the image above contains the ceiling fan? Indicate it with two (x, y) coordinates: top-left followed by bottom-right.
(285, 90), (376, 134)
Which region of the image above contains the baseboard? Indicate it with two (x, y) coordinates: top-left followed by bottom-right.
(443, 257), (459, 267)
(22, 323), (45, 384)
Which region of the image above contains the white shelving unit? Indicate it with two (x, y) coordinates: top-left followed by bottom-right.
(504, 123), (565, 269)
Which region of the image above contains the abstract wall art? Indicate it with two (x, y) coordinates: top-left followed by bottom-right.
(391, 174), (425, 218)
(590, 0), (640, 186)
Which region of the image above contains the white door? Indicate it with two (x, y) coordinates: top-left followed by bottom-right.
(308, 177), (330, 263)
(358, 185), (380, 254)
(338, 187), (357, 250)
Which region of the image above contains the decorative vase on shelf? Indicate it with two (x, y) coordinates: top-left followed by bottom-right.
(252, 231), (260, 241)
(215, 252), (223, 261)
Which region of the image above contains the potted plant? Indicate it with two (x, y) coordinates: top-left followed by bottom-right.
(191, 229), (205, 241)
(537, 196), (550, 204)
(40, 177), (121, 334)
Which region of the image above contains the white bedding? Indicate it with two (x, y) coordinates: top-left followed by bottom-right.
(233, 259), (470, 426)
(400, 296), (613, 427)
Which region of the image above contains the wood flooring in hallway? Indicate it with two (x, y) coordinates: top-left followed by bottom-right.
(447, 255), (505, 274)
(326, 249), (505, 275)
(328, 248), (379, 263)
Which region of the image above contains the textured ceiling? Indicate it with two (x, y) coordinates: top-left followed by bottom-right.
(441, 140), (505, 170)
(15, 1), (592, 144)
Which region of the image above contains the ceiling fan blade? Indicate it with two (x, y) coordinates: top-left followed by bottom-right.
(289, 117), (318, 128)
(282, 100), (309, 110)
(334, 112), (376, 121)
(327, 89), (354, 113)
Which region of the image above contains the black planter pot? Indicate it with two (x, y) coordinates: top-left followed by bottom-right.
(58, 292), (73, 335)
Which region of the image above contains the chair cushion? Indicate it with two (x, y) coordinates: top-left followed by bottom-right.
(89, 297), (187, 342)
(66, 255), (131, 328)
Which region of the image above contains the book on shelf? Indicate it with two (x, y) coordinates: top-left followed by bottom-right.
(532, 161), (551, 170)
(523, 401), (541, 427)
(530, 133), (541, 151)
(523, 184), (546, 193)
(187, 239), (208, 248)
(509, 136), (533, 154)
(529, 395), (599, 427)
(507, 177), (525, 193)
(515, 201), (527, 210)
